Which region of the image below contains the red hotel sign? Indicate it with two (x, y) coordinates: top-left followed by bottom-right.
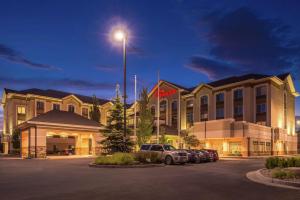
(154, 89), (177, 97)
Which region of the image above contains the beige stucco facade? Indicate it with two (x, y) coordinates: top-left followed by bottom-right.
(1, 90), (112, 154)
(145, 74), (299, 156)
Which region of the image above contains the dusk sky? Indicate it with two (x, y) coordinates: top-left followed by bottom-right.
(1, 0), (300, 128)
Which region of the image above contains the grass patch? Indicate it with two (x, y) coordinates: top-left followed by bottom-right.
(271, 168), (296, 179)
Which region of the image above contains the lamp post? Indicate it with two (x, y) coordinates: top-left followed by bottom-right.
(113, 30), (127, 140)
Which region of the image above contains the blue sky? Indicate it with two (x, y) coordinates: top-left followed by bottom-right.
(1, 0), (300, 128)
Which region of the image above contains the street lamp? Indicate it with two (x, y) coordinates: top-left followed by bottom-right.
(112, 29), (128, 140)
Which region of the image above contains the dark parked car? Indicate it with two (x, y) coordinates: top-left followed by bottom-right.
(185, 149), (210, 163)
(202, 149), (219, 162)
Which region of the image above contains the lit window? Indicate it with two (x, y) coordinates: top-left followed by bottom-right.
(17, 106), (26, 114)
(297, 120), (300, 125)
(68, 105), (75, 113)
(186, 100), (194, 127)
(53, 104), (60, 111)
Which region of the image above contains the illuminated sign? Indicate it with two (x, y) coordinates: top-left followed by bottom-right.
(155, 89), (177, 97)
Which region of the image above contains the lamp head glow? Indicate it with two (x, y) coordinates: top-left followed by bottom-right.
(114, 30), (125, 41)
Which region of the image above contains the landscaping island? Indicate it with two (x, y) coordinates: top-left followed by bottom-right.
(247, 156), (300, 189)
(89, 152), (165, 168)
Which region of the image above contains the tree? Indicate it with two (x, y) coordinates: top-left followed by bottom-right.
(159, 126), (168, 144)
(136, 88), (153, 147)
(100, 84), (134, 153)
(183, 134), (200, 149)
(90, 95), (101, 123)
(12, 129), (21, 149)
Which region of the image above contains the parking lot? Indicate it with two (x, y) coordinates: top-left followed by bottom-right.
(0, 158), (299, 200)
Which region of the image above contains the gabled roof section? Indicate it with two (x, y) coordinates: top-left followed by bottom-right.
(27, 110), (102, 127)
(4, 88), (110, 105)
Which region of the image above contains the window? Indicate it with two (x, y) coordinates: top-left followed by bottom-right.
(284, 93), (287, 129)
(256, 103), (266, 113)
(186, 100), (194, 128)
(234, 89), (243, 100)
(201, 95), (208, 105)
(216, 93), (224, 103)
(17, 105), (26, 125)
(82, 107), (89, 118)
(256, 86), (266, 97)
(36, 101), (45, 115)
(160, 100), (167, 124)
(53, 104), (60, 111)
(68, 105), (75, 113)
(216, 108), (224, 119)
(171, 101), (177, 128)
(140, 144), (151, 150)
(17, 106), (25, 114)
(233, 89), (243, 120)
(150, 145), (163, 151)
(215, 93), (225, 119)
(234, 105), (243, 116)
(200, 96), (208, 121)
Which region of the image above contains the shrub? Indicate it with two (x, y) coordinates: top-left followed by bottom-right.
(134, 152), (162, 164)
(272, 169), (296, 179)
(95, 153), (135, 165)
(265, 157), (279, 169)
(265, 156), (300, 169)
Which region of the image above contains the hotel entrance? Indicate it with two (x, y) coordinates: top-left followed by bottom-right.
(46, 135), (76, 156)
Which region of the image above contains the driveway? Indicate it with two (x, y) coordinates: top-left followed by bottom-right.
(0, 158), (299, 200)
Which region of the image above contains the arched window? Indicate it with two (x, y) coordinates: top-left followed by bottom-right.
(186, 100), (193, 128)
(171, 101), (177, 128)
(160, 100), (167, 124)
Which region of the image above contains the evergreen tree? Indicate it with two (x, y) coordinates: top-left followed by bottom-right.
(136, 88), (153, 147)
(12, 129), (21, 149)
(101, 84), (134, 153)
(89, 95), (101, 123)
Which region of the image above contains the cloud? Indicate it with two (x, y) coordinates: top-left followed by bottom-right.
(0, 44), (62, 71)
(186, 56), (243, 79)
(0, 77), (115, 91)
(188, 7), (300, 79)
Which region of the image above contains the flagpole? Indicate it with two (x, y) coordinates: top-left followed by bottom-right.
(134, 75), (137, 138)
(157, 71), (160, 144)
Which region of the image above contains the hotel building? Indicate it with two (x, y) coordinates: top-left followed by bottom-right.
(1, 73), (299, 157)
(1, 88), (113, 157)
(146, 73), (299, 156)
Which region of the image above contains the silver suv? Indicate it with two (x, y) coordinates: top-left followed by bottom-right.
(140, 144), (188, 165)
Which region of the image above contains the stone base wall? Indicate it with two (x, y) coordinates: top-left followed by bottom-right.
(21, 146), (46, 158)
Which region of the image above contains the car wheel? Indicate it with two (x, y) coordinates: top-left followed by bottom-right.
(165, 156), (173, 165)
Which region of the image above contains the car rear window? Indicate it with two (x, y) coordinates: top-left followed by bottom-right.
(150, 145), (163, 151)
(140, 145), (151, 150)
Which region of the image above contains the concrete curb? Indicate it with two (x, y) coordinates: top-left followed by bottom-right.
(89, 163), (165, 168)
(246, 169), (300, 190)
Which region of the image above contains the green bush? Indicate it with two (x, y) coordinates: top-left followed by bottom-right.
(265, 157), (300, 169)
(134, 152), (162, 164)
(95, 153), (135, 165)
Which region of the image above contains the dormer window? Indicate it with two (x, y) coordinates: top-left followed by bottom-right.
(82, 107), (89, 118)
(68, 105), (75, 113)
(36, 101), (45, 115)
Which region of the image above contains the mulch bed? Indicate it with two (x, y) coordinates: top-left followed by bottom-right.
(89, 163), (165, 168)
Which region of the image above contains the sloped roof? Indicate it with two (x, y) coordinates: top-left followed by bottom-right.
(207, 74), (270, 87)
(28, 110), (101, 127)
(4, 88), (110, 105)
